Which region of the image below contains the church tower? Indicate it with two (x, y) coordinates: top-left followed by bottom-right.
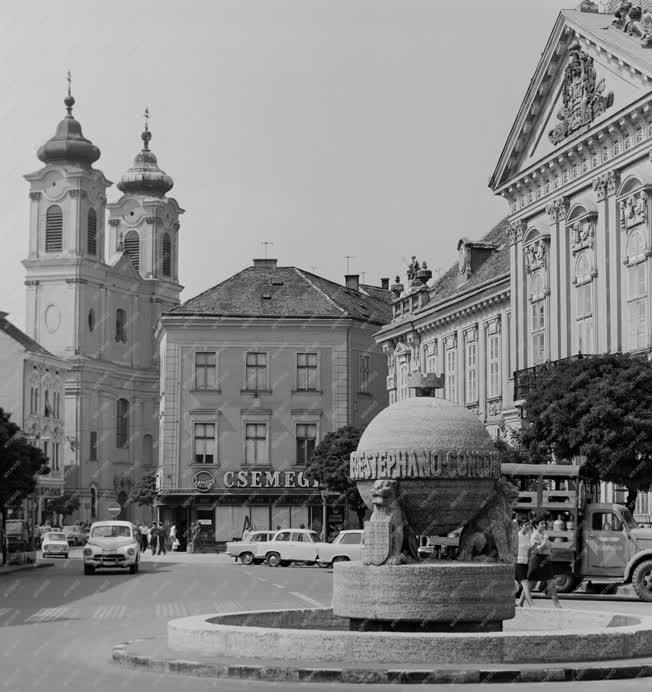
(107, 109), (184, 313)
(22, 80), (183, 523)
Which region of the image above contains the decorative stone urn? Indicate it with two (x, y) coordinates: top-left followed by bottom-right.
(333, 395), (518, 633)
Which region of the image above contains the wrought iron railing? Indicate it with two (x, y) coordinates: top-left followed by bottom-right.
(513, 355), (581, 401)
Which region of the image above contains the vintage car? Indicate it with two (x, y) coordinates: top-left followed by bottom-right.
(316, 530), (363, 567)
(40, 531), (69, 559)
(82, 521), (140, 575)
(226, 531), (277, 564)
(263, 528), (321, 567)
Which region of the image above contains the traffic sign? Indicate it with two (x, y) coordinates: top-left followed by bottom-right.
(106, 502), (122, 517)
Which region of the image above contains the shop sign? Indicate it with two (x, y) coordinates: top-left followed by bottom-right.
(193, 471), (215, 493)
(223, 470), (319, 489)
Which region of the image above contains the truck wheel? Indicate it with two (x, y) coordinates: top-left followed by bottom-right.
(631, 560), (652, 602)
(266, 552), (281, 567)
(280, 560), (291, 567)
(332, 556), (349, 564)
(239, 552), (254, 565)
(552, 572), (579, 594)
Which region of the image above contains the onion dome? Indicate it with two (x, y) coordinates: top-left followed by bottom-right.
(37, 74), (100, 166)
(117, 108), (174, 197)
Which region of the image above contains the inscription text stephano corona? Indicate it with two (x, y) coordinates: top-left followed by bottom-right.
(349, 449), (500, 481)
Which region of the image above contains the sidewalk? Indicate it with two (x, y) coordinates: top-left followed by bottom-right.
(0, 559), (54, 576)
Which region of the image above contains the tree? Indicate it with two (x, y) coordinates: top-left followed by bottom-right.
(303, 426), (367, 528)
(0, 407), (50, 535)
(46, 492), (80, 519)
(128, 471), (158, 519)
(519, 353), (652, 511)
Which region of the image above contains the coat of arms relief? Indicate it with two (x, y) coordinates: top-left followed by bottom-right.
(548, 39), (614, 146)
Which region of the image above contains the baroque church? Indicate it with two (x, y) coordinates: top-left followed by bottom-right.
(22, 82), (183, 523)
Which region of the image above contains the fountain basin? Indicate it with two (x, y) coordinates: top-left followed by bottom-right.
(167, 606), (652, 665)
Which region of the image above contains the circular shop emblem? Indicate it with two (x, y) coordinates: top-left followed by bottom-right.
(193, 471), (215, 493)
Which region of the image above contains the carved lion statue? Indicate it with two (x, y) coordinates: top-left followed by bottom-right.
(456, 478), (520, 564)
(368, 479), (406, 565)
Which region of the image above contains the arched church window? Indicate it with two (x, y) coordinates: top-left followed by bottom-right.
(116, 398), (130, 449)
(115, 308), (127, 343)
(124, 231), (140, 271)
(162, 233), (171, 277)
(87, 208), (97, 256)
(575, 250), (594, 355)
(88, 308), (95, 332)
(627, 230), (648, 351)
(45, 205), (63, 252)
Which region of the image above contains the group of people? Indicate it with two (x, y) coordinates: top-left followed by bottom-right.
(514, 517), (562, 608)
(138, 522), (178, 555)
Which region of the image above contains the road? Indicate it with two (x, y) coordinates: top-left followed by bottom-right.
(1, 550), (651, 692)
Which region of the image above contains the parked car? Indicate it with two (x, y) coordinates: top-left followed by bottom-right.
(226, 531), (277, 565)
(62, 525), (85, 546)
(41, 532), (69, 559)
(82, 521), (140, 575)
(263, 529), (321, 567)
(316, 530), (363, 567)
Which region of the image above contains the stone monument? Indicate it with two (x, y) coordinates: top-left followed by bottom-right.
(332, 394), (519, 632)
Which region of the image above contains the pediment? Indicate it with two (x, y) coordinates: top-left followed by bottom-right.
(491, 11), (652, 191)
(107, 251), (142, 280)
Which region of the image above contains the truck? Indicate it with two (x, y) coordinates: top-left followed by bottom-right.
(419, 463), (652, 602)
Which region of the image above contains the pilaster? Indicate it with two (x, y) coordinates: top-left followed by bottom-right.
(545, 197), (568, 361)
(510, 220), (527, 370)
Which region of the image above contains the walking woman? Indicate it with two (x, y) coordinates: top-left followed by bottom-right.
(515, 519), (535, 607)
(528, 517), (562, 608)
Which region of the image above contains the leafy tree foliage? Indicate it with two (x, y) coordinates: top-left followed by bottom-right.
(0, 407), (50, 529)
(46, 492), (80, 518)
(519, 353), (652, 510)
(128, 471), (158, 517)
(303, 425), (368, 528)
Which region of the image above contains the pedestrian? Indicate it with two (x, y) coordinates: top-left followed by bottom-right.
(170, 523), (178, 551)
(527, 517), (562, 608)
(157, 523), (167, 556)
(140, 524), (149, 552)
(150, 522), (158, 555)
(515, 519), (534, 607)
(190, 520), (201, 553)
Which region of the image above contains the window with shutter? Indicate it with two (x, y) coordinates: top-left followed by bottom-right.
(45, 205), (63, 252)
(124, 231), (140, 270)
(87, 208), (97, 255)
(162, 233), (171, 276)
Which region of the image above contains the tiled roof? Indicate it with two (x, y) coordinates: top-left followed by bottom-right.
(0, 313), (57, 358)
(170, 266), (392, 326)
(380, 217), (511, 333)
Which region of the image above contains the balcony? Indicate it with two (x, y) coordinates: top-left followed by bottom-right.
(513, 355), (581, 401)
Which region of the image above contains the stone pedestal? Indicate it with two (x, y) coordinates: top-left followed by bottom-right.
(332, 562), (515, 632)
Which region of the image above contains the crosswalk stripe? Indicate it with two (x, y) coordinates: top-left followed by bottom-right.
(0, 608), (14, 619)
(155, 602), (188, 618)
(26, 606), (68, 622)
(93, 604), (127, 620)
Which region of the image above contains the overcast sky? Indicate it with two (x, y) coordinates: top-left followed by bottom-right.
(0, 0), (579, 330)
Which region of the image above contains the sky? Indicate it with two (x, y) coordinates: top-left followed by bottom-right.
(0, 0), (583, 331)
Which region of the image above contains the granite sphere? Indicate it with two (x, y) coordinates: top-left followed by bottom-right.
(353, 396), (500, 535)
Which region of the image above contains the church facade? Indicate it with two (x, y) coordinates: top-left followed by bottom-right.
(22, 88), (183, 523)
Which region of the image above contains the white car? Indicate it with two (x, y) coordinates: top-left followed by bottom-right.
(263, 529), (321, 567)
(83, 521), (140, 575)
(316, 530), (363, 567)
(226, 531), (277, 565)
(41, 532), (69, 559)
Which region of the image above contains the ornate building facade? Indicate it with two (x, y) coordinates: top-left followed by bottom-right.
(22, 88), (183, 523)
(156, 262), (391, 547)
(0, 312), (68, 525)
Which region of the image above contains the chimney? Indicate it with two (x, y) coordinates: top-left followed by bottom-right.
(253, 258), (278, 269)
(380, 277), (389, 290)
(345, 274), (360, 292)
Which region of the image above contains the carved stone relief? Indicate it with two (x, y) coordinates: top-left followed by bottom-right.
(620, 191), (648, 231)
(570, 217), (595, 254)
(508, 219), (526, 245)
(545, 197), (569, 224)
(524, 239), (547, 272)
(592, 170), (620, 202)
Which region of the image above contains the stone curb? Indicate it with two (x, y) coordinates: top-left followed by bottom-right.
(111, 640), (652, 684)
(0, 561), (54, 576)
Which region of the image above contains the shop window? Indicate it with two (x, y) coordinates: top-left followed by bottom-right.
(296, 424), (316, 465)
(245, 423), (267, 464)
(245, 352), (267, 391)
(193, 423), (215, 464)
(195, 352), (217, 389)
